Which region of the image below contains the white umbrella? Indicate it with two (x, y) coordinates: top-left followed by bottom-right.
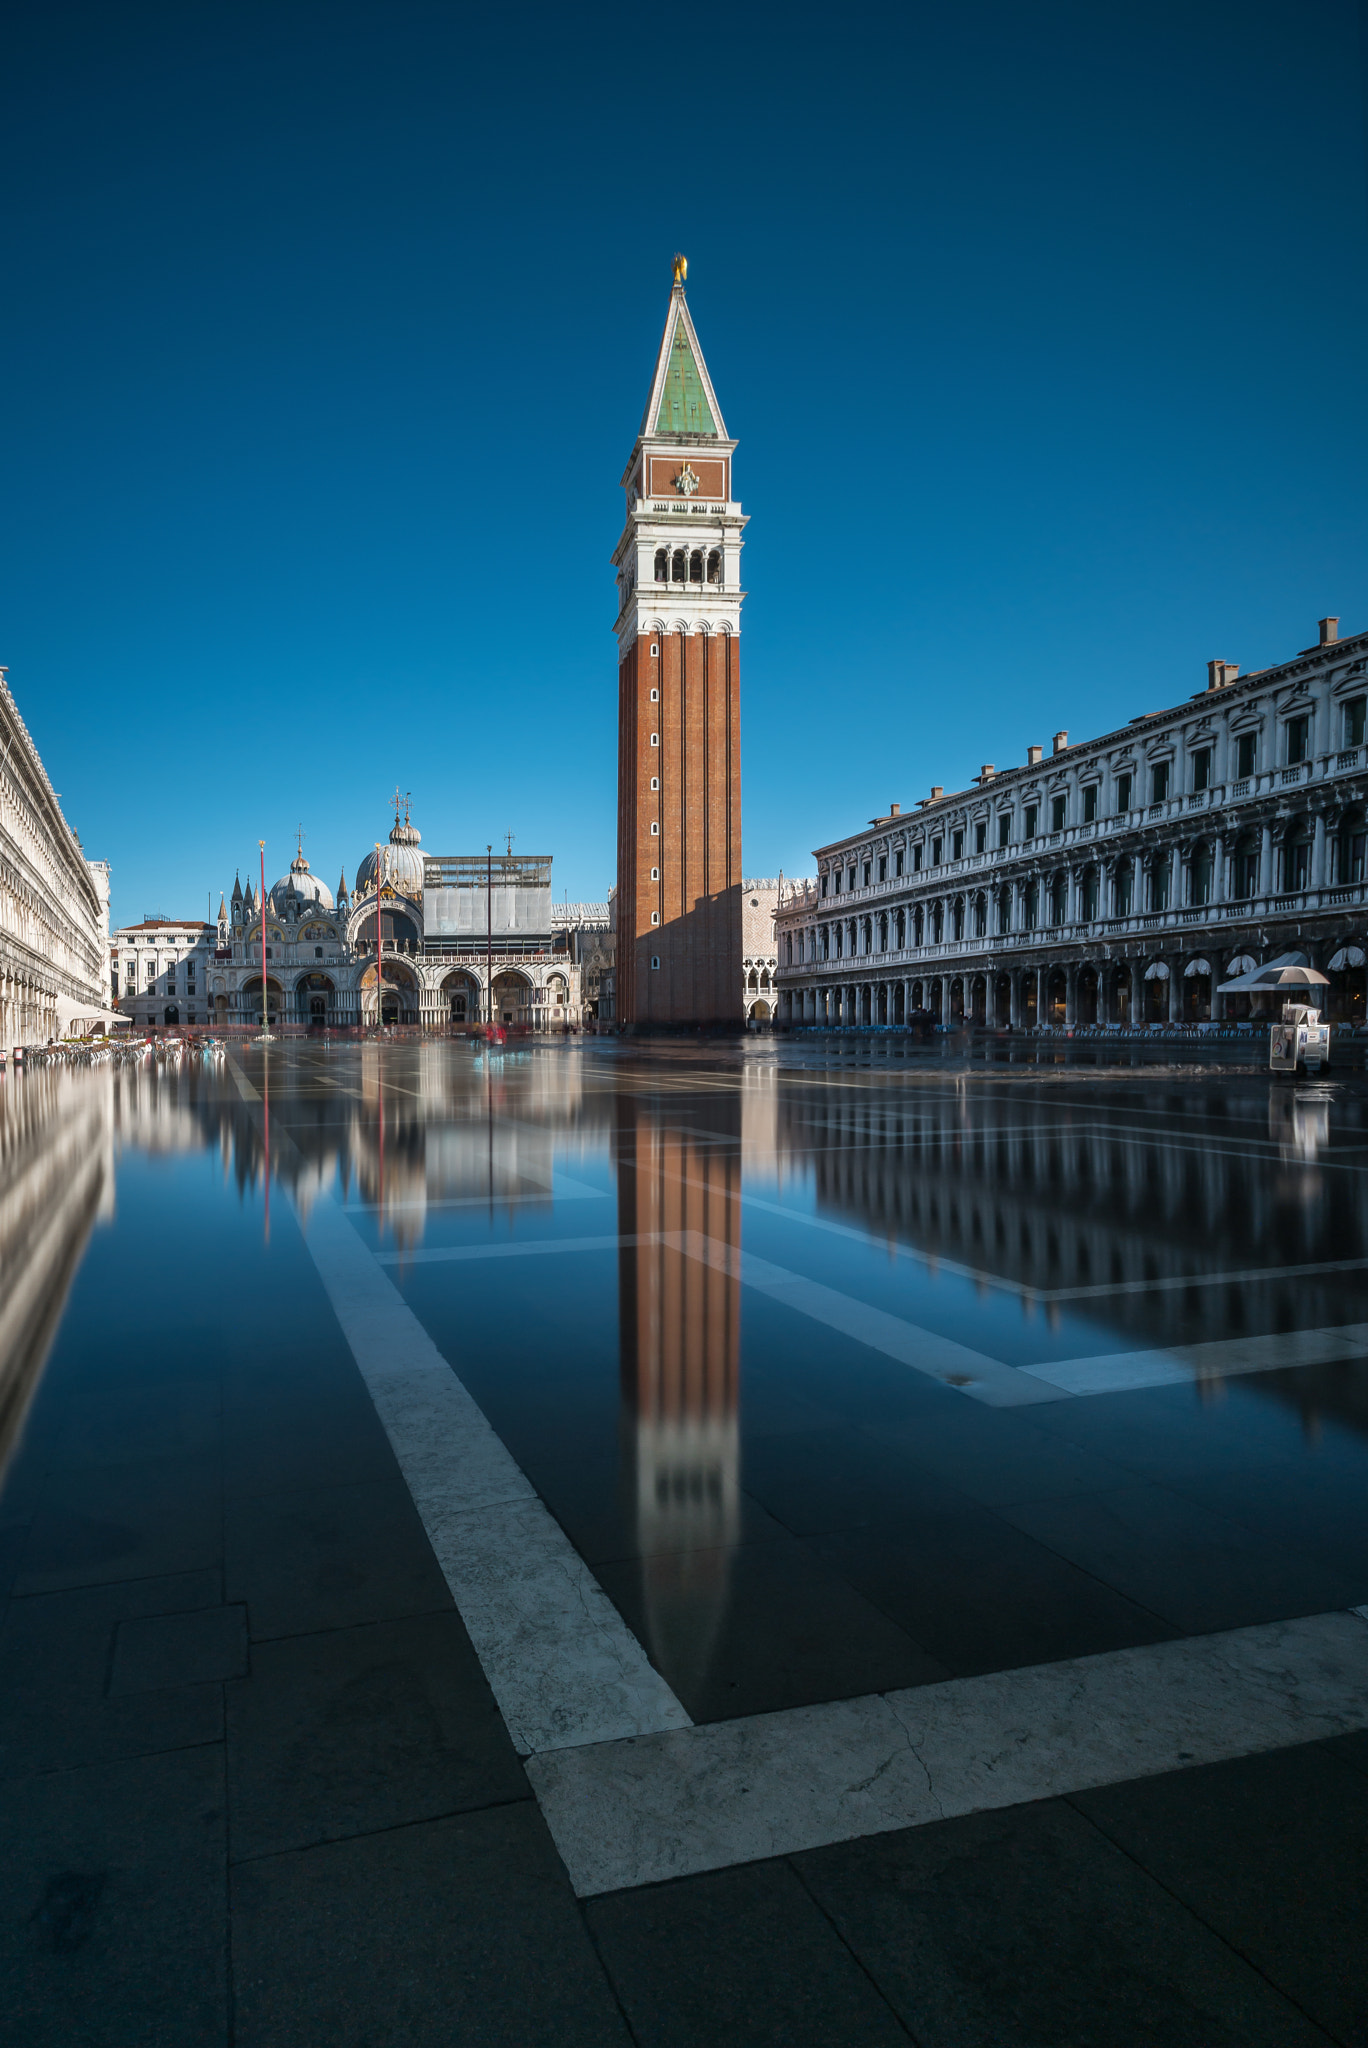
(1217, 963), (1330, 993)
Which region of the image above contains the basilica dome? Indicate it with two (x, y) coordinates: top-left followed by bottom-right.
(355, 812), (425, 899)
(269, 851), (334, 913)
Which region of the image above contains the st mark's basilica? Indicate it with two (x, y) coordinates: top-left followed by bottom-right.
(203, 800), (599, 1031)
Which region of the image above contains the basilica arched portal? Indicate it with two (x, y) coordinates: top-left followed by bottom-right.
(359, 960), (419, 1026)
(492, 970), (532, 1025)
(441, 970), (481, 1025)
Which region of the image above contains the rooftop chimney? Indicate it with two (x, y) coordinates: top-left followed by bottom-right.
(930, 785), (943, 801)
(1052, 731), (1068, 755)
(1206, 659), (1239, 691)
(1027, 745), (1043, 767)
(889, 802), (900, 816)
(979, 764), (995, 782)
(1320, 616), (1339, 646)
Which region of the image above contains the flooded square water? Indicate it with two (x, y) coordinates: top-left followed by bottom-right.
(4, 1038), (1368, 1725)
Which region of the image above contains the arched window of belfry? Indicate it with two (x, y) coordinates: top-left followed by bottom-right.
(707, 550), (721, 585)
(671, 549), (685, 583)
(654, 549), (668, 583)
(689, 550), (703, 584)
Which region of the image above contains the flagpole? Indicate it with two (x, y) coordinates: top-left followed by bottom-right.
(257, 840), (272, 1041)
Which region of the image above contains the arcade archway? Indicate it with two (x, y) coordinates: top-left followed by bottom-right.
(295, 972), (336, 1027)
(239, 976), (283, 1027)
(359, 961), (419, 1026)
(492, 970), (532, 1024)
(441, 970), (480, 1024)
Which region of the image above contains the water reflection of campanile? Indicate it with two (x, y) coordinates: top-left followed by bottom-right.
(615, 1093), (741, 1699)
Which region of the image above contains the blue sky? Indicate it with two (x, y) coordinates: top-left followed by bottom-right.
(2, 1), (1365, 927)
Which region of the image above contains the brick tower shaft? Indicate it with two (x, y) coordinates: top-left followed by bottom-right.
(613, 259), (745, 1028)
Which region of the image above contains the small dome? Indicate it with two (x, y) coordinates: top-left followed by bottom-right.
(355, 812), (425, 898)
(269, 850), (334, 914)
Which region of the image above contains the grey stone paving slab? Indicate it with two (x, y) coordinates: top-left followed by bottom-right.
(110, 1602), (248, 1694)
(811, 1508), (1177, 1677)
(739, 1425), (976, 1536)
(230, 1801), (630, 2046)
(224, 1476), (452, 1639)
(587, 1859), (911, 2046)
(1074, 1744), (1368, 2046)
(1168, 1457), (1368, 1571)
(596, 1533), (948, 1723)
(14, 1449), (223, 1595)
(0, 1744), (228, 2047)
(1322, 1726), (1368, 1778)
(869, 1403), (1134, 1509)
(221, 1371), (396, 1478)
(1002, 1478), (1368, 1632)
(1025, 1378), (1325, 1481)
(794, 1798), (1328, 2047)
(0, 1570), (224, 1779)
(47, 1378), (222, 1469)
(225, 1612), (527, 1859)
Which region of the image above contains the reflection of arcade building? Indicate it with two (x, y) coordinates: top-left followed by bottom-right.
(211, 806), (587, 1028)
(775, 1082), (1368, 1363)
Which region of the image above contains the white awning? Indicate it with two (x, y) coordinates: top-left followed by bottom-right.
(1224, 953), (1258, 977)
(56, 993), (127, 1033)
(1328, 945), (1366, 971)
(1143, 961), (1170, 980)
(1184, 958), (1212, 977)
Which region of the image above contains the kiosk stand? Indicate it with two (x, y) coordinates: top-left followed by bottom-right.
(1268, 1002), (1331, 1075)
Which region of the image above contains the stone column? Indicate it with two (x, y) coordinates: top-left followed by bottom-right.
(1259, 821), (1273, 900)
(1065, 963), (1077, 1028)
(1169, 959), (1182, 1024)
(1212, 832), (1225, 906)
(1312, 810), (1327, 893)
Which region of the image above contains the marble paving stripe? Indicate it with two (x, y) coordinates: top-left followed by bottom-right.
(349, 1182), (609, 1213)
(739, 1190), (1368, 1305)
(660, 1230), (1067, 1408)
(526, 1610), (1368, 1897)
(225, 1056), (689, 1756)
(374, 1234), (643, 1265)
(372, 1228), (1368, 1403)
(1021, 1323), (1368, 1394)
(300, 1200), (690, 1755)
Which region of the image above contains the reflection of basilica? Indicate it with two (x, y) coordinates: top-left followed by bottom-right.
(615, 1095), (741, 1698)
(0, 1068), (112, 1483)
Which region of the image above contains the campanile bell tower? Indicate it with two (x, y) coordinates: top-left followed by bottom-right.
(613, 257), (745, 1028)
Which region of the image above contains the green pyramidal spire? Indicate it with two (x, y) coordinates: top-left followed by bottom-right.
(656, 319), (716, 436)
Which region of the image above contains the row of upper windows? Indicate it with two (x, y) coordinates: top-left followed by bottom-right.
(790, 831), (1368, 959)
(819, 702), (1367, 892)
(115, 939), (206, 952)
(652, 548), (722, 586)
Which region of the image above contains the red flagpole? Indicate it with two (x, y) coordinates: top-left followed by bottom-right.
(258, 840), (268, 1035)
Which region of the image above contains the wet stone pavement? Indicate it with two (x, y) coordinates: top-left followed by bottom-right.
(3, 1035), (1368, 2043)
